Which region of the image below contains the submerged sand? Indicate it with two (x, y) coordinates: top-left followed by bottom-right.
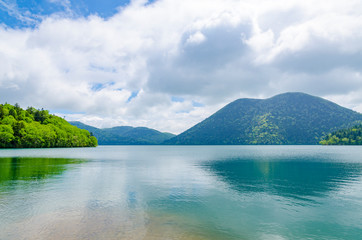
(1, 207), (237, 240)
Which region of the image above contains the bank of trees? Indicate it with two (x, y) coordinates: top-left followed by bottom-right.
(0, 103), (97, 148)
(320, 124), (362, 145)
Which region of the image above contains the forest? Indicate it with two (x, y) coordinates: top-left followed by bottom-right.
(320, 124), (362, 145)
(0, 103), (97, 148)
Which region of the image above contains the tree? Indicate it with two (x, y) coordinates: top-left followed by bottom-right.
(0, 125), (14, 147)
(9, 108), (17, 119)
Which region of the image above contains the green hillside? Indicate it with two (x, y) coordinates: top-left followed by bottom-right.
(0, 103), (97, 148)
(165, 92), (362, 145)
(320, 124), (362, 145)
(69, 121), (175, 145)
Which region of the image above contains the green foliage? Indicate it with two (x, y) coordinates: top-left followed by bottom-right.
(247, 113), (285, 144)
(166, 92), (362, 145)
(0, 103), (97, 148)
(320, 124), (362, 145)
(70, 121), (175, 145)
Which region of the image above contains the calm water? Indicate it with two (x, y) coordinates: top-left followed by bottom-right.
(0, 146), (362, 240)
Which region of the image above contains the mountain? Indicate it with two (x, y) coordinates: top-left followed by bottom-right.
(69, 121), (175, 145)
(0, 103), (97, 148)
(165, 92), (362, 145)
(320, 124), (362, 145)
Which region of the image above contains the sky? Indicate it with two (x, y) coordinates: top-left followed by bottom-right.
(1, 0), (362, 134)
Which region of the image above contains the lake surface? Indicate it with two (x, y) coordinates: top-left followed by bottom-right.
(0, 146), (362, 240)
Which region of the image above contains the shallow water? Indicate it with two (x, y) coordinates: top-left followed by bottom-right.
(0, 146), (362, 239)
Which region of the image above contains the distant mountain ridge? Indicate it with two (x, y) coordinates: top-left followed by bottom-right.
(69, 121), (175, 145)
(165, 92), (362, 145)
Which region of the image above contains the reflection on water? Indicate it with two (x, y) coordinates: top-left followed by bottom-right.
(0, 157), (84, 183)
(0, 146), (362, 240)
(207, 159), (362, 201)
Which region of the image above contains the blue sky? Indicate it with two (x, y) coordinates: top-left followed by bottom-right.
(1, 0), (362, 133)
(0, 0), (132, 28)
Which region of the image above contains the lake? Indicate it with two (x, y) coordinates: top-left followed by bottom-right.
(0, 146), (362, 239)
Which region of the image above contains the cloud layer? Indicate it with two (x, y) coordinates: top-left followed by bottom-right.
(1, 0), (362, 133)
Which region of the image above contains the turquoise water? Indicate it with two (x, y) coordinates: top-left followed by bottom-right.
(0, 146), (361, 239)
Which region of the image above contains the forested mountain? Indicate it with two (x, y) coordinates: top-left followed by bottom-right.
(69, 121), (175, 145)
(165, 92), (362, 145)
(0, 103), (97, 148)
(320, 124), (362, 145)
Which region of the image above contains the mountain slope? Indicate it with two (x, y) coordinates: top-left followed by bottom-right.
(165, 92), (362, 145)
(69, 121), (175, 145)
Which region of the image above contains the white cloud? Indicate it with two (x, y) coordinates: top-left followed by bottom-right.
(0, 0), (362, 134)
(186, 31), (206, 45)
(245, 29), (274, 55)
